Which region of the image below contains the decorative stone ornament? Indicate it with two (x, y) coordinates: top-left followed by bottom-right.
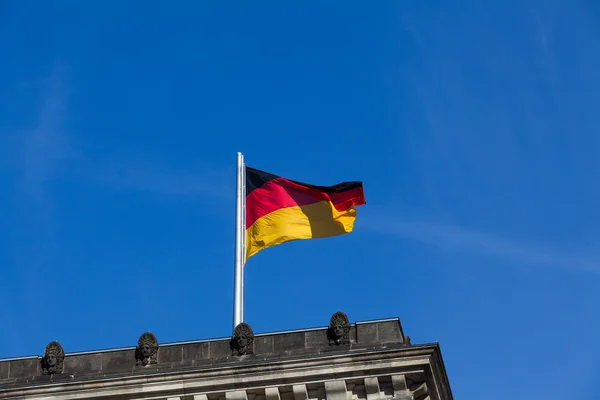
(327, 311), (350, 345)
(231, 322), (254, 356)
(135, 332), (158, 366)
(41, 341), (64, 375)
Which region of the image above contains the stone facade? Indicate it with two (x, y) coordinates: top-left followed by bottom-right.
(0, 317), (453, 400)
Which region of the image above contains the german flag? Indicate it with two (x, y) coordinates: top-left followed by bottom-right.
(245, 167), (366, 260)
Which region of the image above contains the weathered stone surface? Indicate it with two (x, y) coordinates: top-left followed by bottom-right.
(0, 318), (411, 383)
(209, 339), (232, 359)
(0, 318), (453, 400)
(63, 353), (102, 374)
(0, 360), (8, 380)
(182, 342), (209, 362)
(377, 321), (403, 343)
(273, 332), (305, 353)
(356, 323), (378, 343)
(349, 325), (357, 343)
(45, 372), (72, 382)
(305, 329), (329, 348)
(325, 380), (348, 400)
(8, 358), (38, 378)
(101, 349), (135, 373)
(159, 345), (183, 364)
(253, 335), (274, 355)
(31, 373), (53, 383)
(1, 350), (452, 399)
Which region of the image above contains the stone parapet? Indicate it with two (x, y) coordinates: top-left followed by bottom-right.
(0, 317), (408, 386)
(0, 344), (452, 400)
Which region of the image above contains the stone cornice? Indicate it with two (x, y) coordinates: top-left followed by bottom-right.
(0, 319), (408, 385)
(0, 344), (447, 400)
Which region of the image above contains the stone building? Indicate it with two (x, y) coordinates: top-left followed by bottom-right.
(0, 313), (453, 400)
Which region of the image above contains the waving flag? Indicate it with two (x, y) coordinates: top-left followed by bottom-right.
(245, 166), (366, 260)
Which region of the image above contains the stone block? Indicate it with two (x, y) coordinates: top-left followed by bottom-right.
(226, 390), (248, 400)
(377, 321), (402, 343)
(349, 326), (357, 343)
(9, 358), (38, 378)
(319, 342), (351, 354)
(305, 329), (328, 349)
(356, 323), (378, 344)
(324, 380), (348, 400)
(0, 361), (9, 380)
(183, 342), (209, 362)
(31, 374), (52, 383)
(13, 376), (35, 385)
(0, 377), (16, 386)
(101, 349), (135, 373)
(209, 340), (232, 359)
(159, 345), (182, 364)
(273, 332), (305, 353)
(63, 353), (102, 375)
(48, 373), (72, 382)
(253, 336), (274, 355)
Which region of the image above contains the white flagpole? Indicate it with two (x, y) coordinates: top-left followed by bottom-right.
(233, 152), (245, 331)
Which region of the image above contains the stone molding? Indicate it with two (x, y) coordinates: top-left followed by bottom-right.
(0, 319), (410, 383)
(0, 345), (451, 400)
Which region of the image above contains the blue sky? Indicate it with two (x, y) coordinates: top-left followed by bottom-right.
(1, 1), (599, 398)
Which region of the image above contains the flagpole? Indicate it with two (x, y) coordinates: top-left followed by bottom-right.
(240, 153), (245, 321)
(233, 152), (245, 331)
